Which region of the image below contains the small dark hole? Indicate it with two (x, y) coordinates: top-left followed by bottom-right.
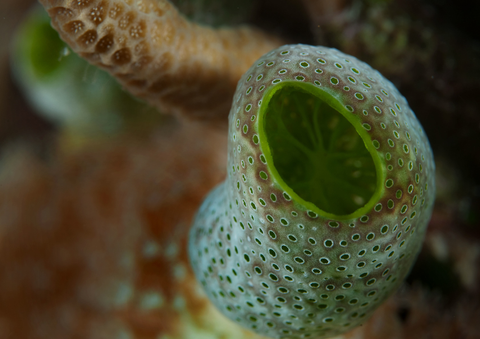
(397, 307), (410, 323)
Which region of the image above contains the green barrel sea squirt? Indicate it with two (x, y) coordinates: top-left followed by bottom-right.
(189, 44), (435, 338)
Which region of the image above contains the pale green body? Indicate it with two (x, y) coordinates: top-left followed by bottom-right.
(189, 44), (435, 338)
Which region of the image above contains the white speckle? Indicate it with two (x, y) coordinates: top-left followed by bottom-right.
(165, 243), (178, 258)
(428, 233), (448, 261)
(117, 329), (133, 339)
(90, 7), (104, 22)
(70, 21), (84, 33)
(247, 281), (254, 287)
(353, 195), (365, 206)
(143, 240), (160, 258)
(173, 263), (187, 281)
(247, 236), (251, 242)
(173, 296), (186, 310)
(139, 291), (164, 310)
(130, 25), (143, 38)
(120, 253), (135, 270)
(114, 282), (134, 306)
(61, 47), (70, 57)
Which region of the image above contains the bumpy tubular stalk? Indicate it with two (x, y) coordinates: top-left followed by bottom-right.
(38, 0), (283, 122)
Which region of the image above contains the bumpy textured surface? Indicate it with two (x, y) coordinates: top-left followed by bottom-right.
(189, 44), (435, 338)
(12, 6), (163, 137)
(38, 0), (282, 121)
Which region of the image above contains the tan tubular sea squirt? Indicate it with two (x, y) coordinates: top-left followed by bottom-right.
(38, 0), (282, 122)
(189, 44), (436, 338)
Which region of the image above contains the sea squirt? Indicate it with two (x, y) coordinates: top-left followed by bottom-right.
(189, 44), (435, 338)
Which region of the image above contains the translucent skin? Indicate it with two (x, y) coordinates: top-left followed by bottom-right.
(38, 0), (282, 122)
(189, 44), (435, 339)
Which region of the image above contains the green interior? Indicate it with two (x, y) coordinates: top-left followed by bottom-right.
(22, 12), (66, 79)
(259, 82), (383, 218)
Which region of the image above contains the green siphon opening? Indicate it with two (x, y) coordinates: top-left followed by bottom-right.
(258, 82), (384, 219)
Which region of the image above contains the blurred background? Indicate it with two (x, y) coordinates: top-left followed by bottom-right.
(0, 0), (479, 338)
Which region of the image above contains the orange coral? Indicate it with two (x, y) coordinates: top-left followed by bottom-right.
(0, 121), (229, 338)
(38, 0), (283, 122)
